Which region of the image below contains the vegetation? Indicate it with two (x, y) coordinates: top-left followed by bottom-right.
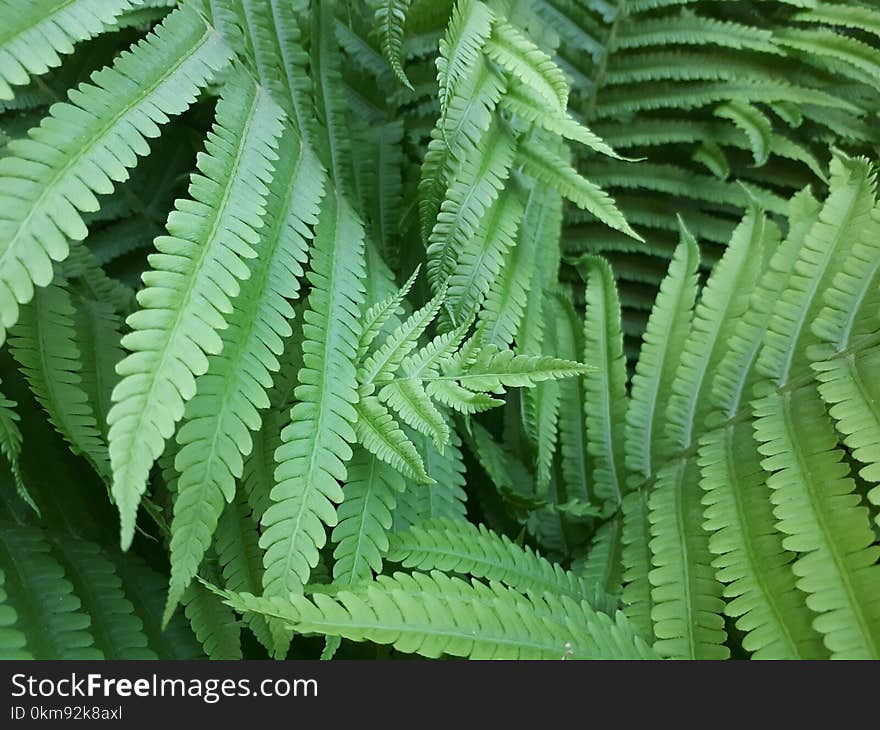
(0, 0), (878, 660)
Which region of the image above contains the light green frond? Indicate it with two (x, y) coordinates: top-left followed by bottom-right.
(358, 266), (420, 358)
(0, 4), (231, 346)
(378, 377), (449, 450)
(418, 57), (506, 241)
(808, 160), (880, 514)
(108, 67), (284, 549)
(216, 571), (656, 659)
(386, 518), (597, 602)
(444, 185), (524, 328)
(166, 126), (321, 619)
(484, 20), (568, 112)
(359, 285), (446, 388)
(0, 0), (135, 100)
(426, 122), (515, 291)
(517, 138), (640, 240)
(697, 200), (826, 659)
(355, 394), (430, 482)
(554, 294), (591, 505)
(752, 155), (880, 658)
(331, 447), (405, 585)
(478, 185), (554, 347)
(625, 229), (700, 481)
(437, 0), (494, 120)
(648, 210), (771, 660)
(260, 191), (366, 597)
(431, 344), (590, 393)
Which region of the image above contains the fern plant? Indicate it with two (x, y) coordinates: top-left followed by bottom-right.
(0, 0), (878, 661)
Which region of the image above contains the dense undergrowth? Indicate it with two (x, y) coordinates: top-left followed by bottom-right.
(0, 0), (878, 660)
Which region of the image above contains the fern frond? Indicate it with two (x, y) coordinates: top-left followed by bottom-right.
(260, 191), (366, 597)
(752, 155), (880, 658)
(0, 379), (32, 512)
(10, 280), (110, 481)
(698, 194), (826, 659)
(445, 186), (524, 329)
(418, 57), (506, 241)
(0, 0), (135, 100)
(166, 126), (321, 620)
(479, 184), (555, 347)
(108, 66), (284, 549)
(625, 229), (700, 481)
(554, 294), (591, 505)
(355, 394), (430, 482)
(517, 137), (640, 240)
(426, 122), (515, 291)
(216, 571), (656, 659)
(436, 0), (494, 121)
(648, 210), (772, 660)
(484, 20), (568, 112)
(808, 162), (880, 519)
(386, 518), (597, 603)
(374, 0), (414, 88)
(0, 524), (100, 658)
(0, 4), (231, 345)
(331, 447), (405, 585)
(49, 534), (155, 659)
(577, 255), (628, 506)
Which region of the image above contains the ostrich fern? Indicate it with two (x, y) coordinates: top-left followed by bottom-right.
(0, 0), (878, 660)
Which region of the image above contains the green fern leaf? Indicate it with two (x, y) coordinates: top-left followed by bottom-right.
(10, 280), (110, 481)
(108, 66), (284, 549)
(49, 534), (156, 659)
(0, 524), (100, 658)
(753, 155), (880, 658)
(331, 447), (405, 585)
(260, 191), (366, 597)
(0, 0), (135, 100)
(387, 518), (599, 602)
(166, 126), (321, 620)
(437, 0), (494, 121)
(0, 380), (33, 513)
(577, 255), (629, 506)
(374, 0), (414, 88)
(215, 571), (657, 659)
(699, 194), (827, 659)
(0, 4), (231, 345)
(517, 137), (641, 241)
(484, 20), (568, 112)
